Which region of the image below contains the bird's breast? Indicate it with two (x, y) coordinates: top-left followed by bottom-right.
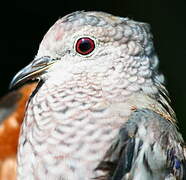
(17, 79), (130, 179)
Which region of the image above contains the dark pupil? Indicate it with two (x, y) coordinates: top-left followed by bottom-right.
(79, 39), (91, 53)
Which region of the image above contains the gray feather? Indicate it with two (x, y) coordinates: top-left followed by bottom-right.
(96, 109), (186, 180)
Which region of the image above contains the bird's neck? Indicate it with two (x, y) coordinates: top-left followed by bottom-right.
(36, 73), (175, 123)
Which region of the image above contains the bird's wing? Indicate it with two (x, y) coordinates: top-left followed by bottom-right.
(0, 82), (37, 180)
(96, 109), (186, 180)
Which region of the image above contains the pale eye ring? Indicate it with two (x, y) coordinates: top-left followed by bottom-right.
(75, 37), (95, 55)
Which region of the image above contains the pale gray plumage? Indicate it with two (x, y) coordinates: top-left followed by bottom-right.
(11, 11), (186, 179)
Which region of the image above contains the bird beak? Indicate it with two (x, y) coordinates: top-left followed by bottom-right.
(9, 56), (57, 89)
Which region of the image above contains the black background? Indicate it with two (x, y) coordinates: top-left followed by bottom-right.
(2, 0), (186, 137)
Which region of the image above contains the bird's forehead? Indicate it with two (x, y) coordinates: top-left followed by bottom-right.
(37, 11), (151, 58)
(61, 11), (127, 26)
(38, 11), (127, 55)
(41, 11), (127, 42)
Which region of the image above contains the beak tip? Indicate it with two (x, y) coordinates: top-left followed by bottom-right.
(9, 76), (20, 90)
(9, 68), (26, 90)
(9, 82), (13, 90)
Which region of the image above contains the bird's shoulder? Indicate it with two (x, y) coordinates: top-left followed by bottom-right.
(96, 108), (186, 180)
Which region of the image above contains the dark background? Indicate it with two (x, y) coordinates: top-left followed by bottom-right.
(2, 0), (186, 137)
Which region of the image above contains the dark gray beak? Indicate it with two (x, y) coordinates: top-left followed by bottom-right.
(9, 56), (57, 89)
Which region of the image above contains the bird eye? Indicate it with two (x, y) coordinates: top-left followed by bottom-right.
(75, 37), (95, 55)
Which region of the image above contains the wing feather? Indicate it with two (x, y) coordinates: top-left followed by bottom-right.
(96, 109), (186, 180)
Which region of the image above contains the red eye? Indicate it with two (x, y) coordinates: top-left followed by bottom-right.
(75, 37), (95, 55)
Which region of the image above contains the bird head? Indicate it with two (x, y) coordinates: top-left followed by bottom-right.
(10, 11), (164, 97)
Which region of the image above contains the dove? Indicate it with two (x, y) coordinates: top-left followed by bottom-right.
(10, 11), (186, 179)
